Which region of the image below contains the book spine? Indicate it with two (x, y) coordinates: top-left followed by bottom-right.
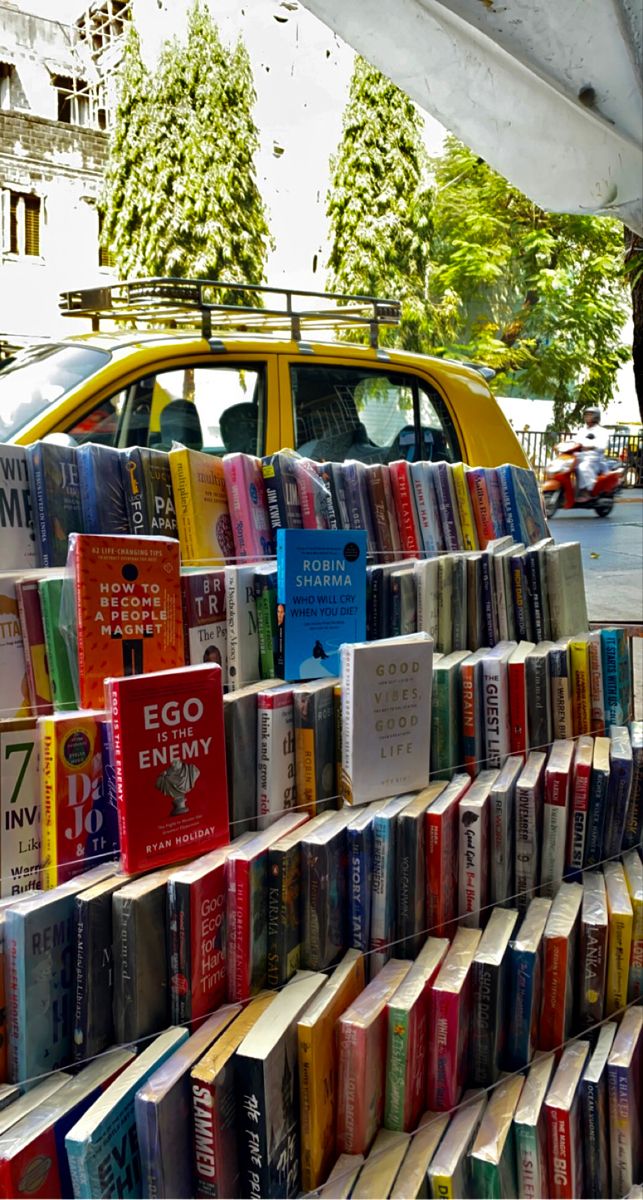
(514, 1123), (544, 1200)
(266, 847), (283, 988)
(540, 934), (569, 1049)
(550, 646), (573, 740)
(511, 554), (530, 641)
(608, 1062), (634, 1198)
(585, 765), (609, 867)
(40, 718), (59, 891)
(515, 783), (540, 913)
(426, 807), (457, 937)
(121, 448), (148, 534)
(623, 739), (642, 850)
(434, 464), (462, 552)
(337, 1020), (364, 1154)
(428, 989), (460, 1111)
(410, 464), (439, 555)
(467, 467), (495, 548)
(461, 658), (481, 776)
(578, 910), (607, 1029)
(508, 661), (529, 758)
(225, 567), (241, 692)
(388, 462), (421, 556)
(170, 452), (198, 564)
(547, 1104), (575, 1200)
(470, 959), (499, 1086)
(479, 553), (497, 646)
(606, 909), (632, 1014)
(489, 782), (513, 905)
(483, 657), (509, 770)
(384, 1005), (409, 1130)
(255, 576), (276, 680)
(526, 552), (546, 643)
(497, 466), (520, 541)
(587, 633), (605, 736)
(570, 640), (591, 738)
(459, 798), (487, 927)
(237, 1056), (270, 1199)
(541, 767), (569, 897)
(366, 466), (394, 559)
(108, 682), (135, 874)
(602, 750), (632, 859)
(347, 824), (372, 952)
(340, 647), (354, 804)
(601, 629), (627, 725)
(227, 859), (251, 1002)
(5, 913), (23, 1084)
(168, 879), (192, 1025)
(26, 445), (49, 567)
(452, 464), (478, 550)
(565, 750), (591, 875)
(370, 816), (393, 973)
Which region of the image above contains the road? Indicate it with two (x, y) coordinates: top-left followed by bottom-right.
(549, 492), (642, 623)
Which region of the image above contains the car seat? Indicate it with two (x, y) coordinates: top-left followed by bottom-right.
(386, 425), (450, 463)
(219, 403), (258, 455)
(157, 399), (204, 451)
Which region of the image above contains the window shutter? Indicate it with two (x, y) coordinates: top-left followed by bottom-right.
(24, 195), (40, 256)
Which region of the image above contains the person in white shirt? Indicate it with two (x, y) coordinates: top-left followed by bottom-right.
(571, 406), (610, 499)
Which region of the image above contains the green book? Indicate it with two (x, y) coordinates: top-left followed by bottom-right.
(254, 565), (277, 679)
(38, 576), (76, 710)
(431, 651), (470, 779)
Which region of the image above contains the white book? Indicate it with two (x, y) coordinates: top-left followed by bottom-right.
(546, 542), (589, 639)
(414, 557), (440, 644)
(0, 446), (36, 570)
(541, 738), (574, 897)
(437, 555), (454, 653)
(341, 634), (433, 807)
(481, 641), (516, 769)
(515, 751), (547, 911)
(458, 769), (497, 926)
(410, 462), (443, 554)
(224, 563), (261, 691)
(256, 685), (295, 830)
(0, 720), (40, 897)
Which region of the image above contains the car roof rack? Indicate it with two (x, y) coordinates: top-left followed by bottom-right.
(58, 277), (401, 349)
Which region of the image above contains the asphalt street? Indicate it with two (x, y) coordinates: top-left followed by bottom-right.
(549, 491), (643, 623)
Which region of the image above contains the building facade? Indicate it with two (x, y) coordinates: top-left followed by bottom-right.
(0, 1), (129, 339)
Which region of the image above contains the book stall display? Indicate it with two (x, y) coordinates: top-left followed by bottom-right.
(0, 423), (641, 1200)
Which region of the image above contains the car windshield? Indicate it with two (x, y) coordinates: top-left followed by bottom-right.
(0, 343), (110, 441)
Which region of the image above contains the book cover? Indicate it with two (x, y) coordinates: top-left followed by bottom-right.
(235, 971), (326, 1198)
(461, 647), (488, 778)
(292, 678), (337, 818)
(603, 724), (633, 858)
(255, 564), (278, 680)
(538, 881), (582, 1051)
(541, 739), (574, 897)
(224, 679), (284, 838)
(64, 1028), (188, 1199)
(578, 869), (608, 1030)
(544, 1040), (591, 1200)
(585, 736), (611, 867)
(15, 578), (52, 716)
(0, 445), (35, 569)
(389, 1109), (450, 1200)
(169, 447), (233, 566)
(388, 461), (423, 556)
(512, 1053), (556, 1200)
(135, 1006), (238, 1200)
(623, 719), (642, 850)
(525, 642), (555, 754)
(470, 907), (519, 1088)
(549, 641), (573, 740)
(40, 711), (118, 891)
(600, 626), (631, 726)
(606, 1005), (643, 1199)
(426, 926), (482, 1112)
(70, 532), (184, 710)
(256, 684), (296, 830)
(622, 847), (643, 1001)
(0, 1048), (133, 1200)
(108, 663), (228, 874)
(604, 860), (633, 1015)
(38, 576), (76, 713)
(396, 785), (442, 958)
(581, 1020), (617, 1200)
(72, 873), (127, 1063)
(223, 452), (274, 559)
(497, 463), (549, 546)
(410, 462), (443, 555)
(345, 801), (386, 957)
(182, 569), (227, 682)
(385, 938), (448, 1133)
(565, 734), (593, 877)
(262, 452), (303, 532)
(481, 641), (515, 770)
(336, 958), (411, 1155)
(488, 756), (521, 906)
(5, 863), (114, 1083)
(121, 446), (178, 538)
(301, 809), (354, 972)
(298, 949), (366, 1191)
(431, 650), (469, 779)
(276, 529), (366, 682)
(546, 542), (589, 640)
(168, 847), (241, 1027)
(428, 1091), (486, 1199)
(426, 773), (471, 938)
(0, 576), (30, 720)
(469, 1074), (524, 1199)
(515, 751), (547, 914)
(433, 462), (463, 552)
(504, 896), (551, 1071)
(26, 441), (83, 567)
(0, 1072), (69, 1137)
(0, 718), (40, 898)
(225, 563), (261, 691)
(112, 867), (176, 1044)
(77, 443), (130, 535)
(458, 768), (497, 928)
(341, 634), (433, 807)
(267, 811), (333, 988)
(190, 992), (275, 1200)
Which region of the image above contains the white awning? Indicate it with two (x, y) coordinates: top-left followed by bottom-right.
(300, 0), (643, 233)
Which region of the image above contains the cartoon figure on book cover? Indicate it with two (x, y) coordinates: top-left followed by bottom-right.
(111, 562), (153, 675)
(156, 761), (200, 815)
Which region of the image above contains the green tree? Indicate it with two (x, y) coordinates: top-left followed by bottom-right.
(429, 137), (630, 426)
(326, 57), (455, 350)
(101, 1), (271, 291)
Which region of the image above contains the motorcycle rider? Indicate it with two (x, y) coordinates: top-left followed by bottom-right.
(571, 406), (610, 500)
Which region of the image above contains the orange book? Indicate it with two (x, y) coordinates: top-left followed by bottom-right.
(69, 533), (184, 709)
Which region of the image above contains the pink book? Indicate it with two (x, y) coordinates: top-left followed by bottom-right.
(388, 461), (422, 557)
(223, 453), (274, 559)
(427, 926), (482, 1111)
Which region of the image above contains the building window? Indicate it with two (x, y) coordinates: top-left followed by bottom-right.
(0, 62), (14, 110)
(9, 193), (41, 257)
(97, 210), (116, 268)
(52, 75), (90, 126)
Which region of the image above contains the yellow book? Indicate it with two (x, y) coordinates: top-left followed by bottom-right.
(40, 711), (103, 891)
(168, 446), (231, 566)
(298, 948), (366, 1192)
(569, 635), (591, 738)
(604, 861), (633, 1014)
(622, 848), (643, 1001)
(451, 463), (479, 551)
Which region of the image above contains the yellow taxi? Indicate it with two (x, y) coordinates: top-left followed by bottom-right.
(0, 278), (527, 469)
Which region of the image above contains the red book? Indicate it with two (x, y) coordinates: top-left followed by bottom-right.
(15, 578), (52, 715)
(565, 735), (593, 875)
(538, 881), (582, 1050)
(388, 462), (422, 557)
(508, 642), (535, 758)
(106, 663), (229, 874)
(466, 467), (496, 548)
(426, 773), (471, 937)
(69, 532), (184, 710)
(544, 1041), (590, 1199)
(426, 927), (481, 1111)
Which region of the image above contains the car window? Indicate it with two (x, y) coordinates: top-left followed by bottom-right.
(290, 363), (460, 464)
(65, 392), (125, 446)
(0, 344), (110, 442)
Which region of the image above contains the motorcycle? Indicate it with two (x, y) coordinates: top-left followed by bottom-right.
(541, 440), (624, 518)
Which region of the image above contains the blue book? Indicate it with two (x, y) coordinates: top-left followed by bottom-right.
(503, 897), (551, 1070)
(276, 528), (367, 681)
(25, 441), (83, 566)
(600, 627), (631, 726)
(346, 804), (381, 953)
(602, 725), (633, 858)
(76, 443), (129, 534)
(5, 863), (116, 1084)
(97, 718), (121, 859)
(496, 464), (549, 546)
(65, 1026), (188, 1200)
(135, 1007), (238, 1199)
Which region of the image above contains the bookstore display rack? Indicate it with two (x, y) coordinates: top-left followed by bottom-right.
(0, 435), (641, 1200)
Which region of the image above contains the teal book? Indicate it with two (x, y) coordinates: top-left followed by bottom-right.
(38, 576), (76, 711)
(276, 529), (367, 681)
(600, 626), (631, 726)
(431, 651), (470, 779)
(255, 564), (278, 679)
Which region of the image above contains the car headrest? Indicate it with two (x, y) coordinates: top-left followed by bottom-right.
(158, 399), (203, 451)
(219, 403), (258, 455)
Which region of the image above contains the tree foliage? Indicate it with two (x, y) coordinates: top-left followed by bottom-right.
(101, 2), (271, 292)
